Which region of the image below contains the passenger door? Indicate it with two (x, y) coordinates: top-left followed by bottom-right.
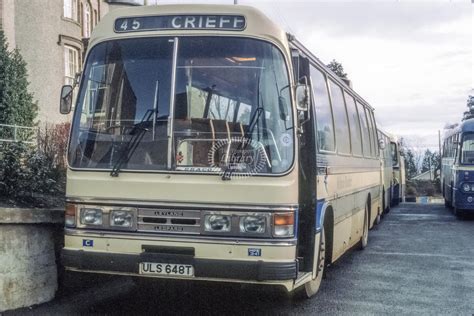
(294, 53), (318, 273)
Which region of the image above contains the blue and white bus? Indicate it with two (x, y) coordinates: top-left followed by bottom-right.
(442, 118), (474, 219)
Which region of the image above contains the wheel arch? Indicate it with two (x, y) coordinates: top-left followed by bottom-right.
(382, 186), (385, 210)
(318, 202), (334, 264)
(366, 193), (374, 229)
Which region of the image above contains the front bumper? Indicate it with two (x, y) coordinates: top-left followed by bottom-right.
(453, 189), (474, 210)
(62, 249), (298, 281)
(62, 231), (299, 286)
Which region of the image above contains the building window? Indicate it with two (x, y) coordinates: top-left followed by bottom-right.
(64, 45), (79, 86)
(94, 9), (98, 26)
(79, 3), (83, 25)
(64, 0), (78, 21)
(83, 2), (92, 38)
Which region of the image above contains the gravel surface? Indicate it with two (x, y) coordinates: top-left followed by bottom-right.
(9, 203), (474, 315)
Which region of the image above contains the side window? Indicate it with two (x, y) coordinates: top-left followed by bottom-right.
(446, 137), (451, 157)
(444, 139), (449, 158)
(356, 101), (371, 157)
(311, 66), (335, 152)
(390, 141), (398, 166)
(448, 137), (453, 158)
(344, 92), (362, 156)
(328, 80), (350, 154)
(365, 107), (376, 157)
(366, 109), (379, 157)
(454, 134), (458, 158)
(450, 136), (453, 158)
(383, 135), (388, 164)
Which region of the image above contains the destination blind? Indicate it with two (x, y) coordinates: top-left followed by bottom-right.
(115, 15), (246, 32)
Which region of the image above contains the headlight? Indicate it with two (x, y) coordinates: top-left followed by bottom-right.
(204, 215), (231, 232)
(80, 208), (103, 225)
(273, 213), (295, 237)
(240, 216), (266, 234)
(462, 183), (471, 192)
(110, 210), (133, 228)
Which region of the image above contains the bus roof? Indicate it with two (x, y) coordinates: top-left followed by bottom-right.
(460, 119), (474, 132)
(443, 118), (474, 139)
(377, 128), (399, 142)
(89, 4), (288, 50)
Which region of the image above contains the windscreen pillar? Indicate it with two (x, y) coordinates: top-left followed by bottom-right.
(0, 208), (63, 312)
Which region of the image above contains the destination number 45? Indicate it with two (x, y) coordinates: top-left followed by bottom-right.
(120, 19), (140, 31)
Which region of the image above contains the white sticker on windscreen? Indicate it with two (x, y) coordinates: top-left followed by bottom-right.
(280, 133), (292, 147)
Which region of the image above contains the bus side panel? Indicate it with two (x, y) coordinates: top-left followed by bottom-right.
(442, 157), (455, 203)
(316, 155), (380, 263)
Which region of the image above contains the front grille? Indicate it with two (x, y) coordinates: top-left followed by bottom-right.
(137, 208), (201, 234)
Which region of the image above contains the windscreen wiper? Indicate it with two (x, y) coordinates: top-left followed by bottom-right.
(110, 108), (157, 177)
(221, 106), (264, 181)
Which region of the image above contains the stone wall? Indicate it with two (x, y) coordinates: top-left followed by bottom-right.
(0, 208), (63, 312)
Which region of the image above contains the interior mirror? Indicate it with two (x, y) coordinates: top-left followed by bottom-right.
(295, 83), (310, 112)
(379, 138), (386, 150)
(278, 96), (289, 121)
(60, 85), (73, 114)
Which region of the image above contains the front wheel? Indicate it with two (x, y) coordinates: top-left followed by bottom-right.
(374, 213), (381, 226)
(444, 198), (450, 208)
(449, 185), (455, 210)
(303, 228), (326, 298)
(454, 208), (465, 220)
(385, 191), (391, 214)
(359, 205), (369, 250)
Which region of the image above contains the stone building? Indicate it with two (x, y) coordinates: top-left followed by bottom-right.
(0, 0), (150, 124)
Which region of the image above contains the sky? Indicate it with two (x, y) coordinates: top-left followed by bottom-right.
(154, 0), (473, 150)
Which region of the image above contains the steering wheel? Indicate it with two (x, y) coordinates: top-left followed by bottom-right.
(104, 125), (132, 134)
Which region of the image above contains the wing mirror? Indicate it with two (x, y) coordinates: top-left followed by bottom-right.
(295, 78), (310, 112)
(60, 85), (73, 114)
(379, 138), (386, 150)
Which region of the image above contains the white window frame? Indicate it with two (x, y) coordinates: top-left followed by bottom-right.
(63, 0), (78, 21)
(64, 45), (80, 86)
(83, 2), (92, 38)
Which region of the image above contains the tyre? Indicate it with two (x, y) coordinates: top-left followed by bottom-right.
(385, 191), (391, 214)
(393, 184), (400, 206)
(444, 198), (450, 208)
(303, 227), (326, 298)
(450, 186), (455, 212)
(443, 182), (451, 209)
(454, 208), (465, 220)
(374, 211), (381, 226)
(382, 190), (392, 216)
(358, 204), (369, 250)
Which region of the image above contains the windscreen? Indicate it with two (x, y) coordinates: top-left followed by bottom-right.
(461, 133), (474, 164)
(390, 142), (399, 166)
(68, 37), (294, 175)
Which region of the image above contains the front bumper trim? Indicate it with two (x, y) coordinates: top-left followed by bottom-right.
(61, 249), (298, 281)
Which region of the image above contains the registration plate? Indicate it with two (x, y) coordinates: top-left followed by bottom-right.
(139, 262), (194, 277)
